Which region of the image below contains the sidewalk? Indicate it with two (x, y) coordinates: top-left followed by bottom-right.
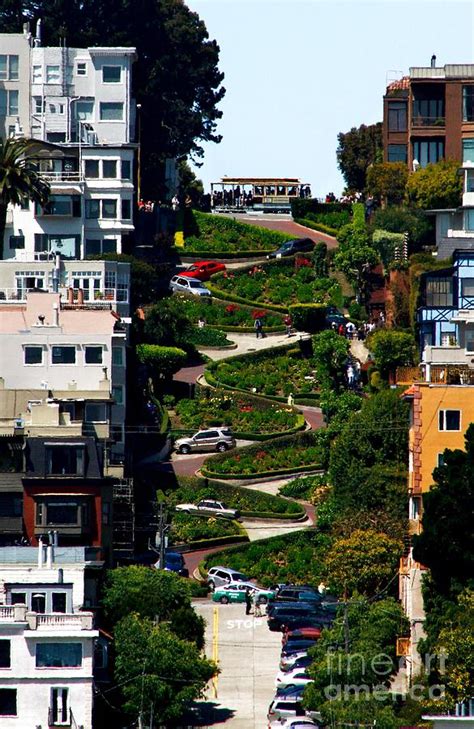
(199, 330), (304, 361)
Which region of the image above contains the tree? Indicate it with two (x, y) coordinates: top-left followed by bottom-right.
(336, 123), (383, 192)
(366, 329), (416, 380)
(366, 162), (408, 206)
(435, 589), (474, 708)
(313, 241), (328, 277)
(325, 529), (403, 597)
(0, 137), (50, 259)
(114, 614), (216, 725)
(137, 344), (187, 382)
(406, 159), (463, 210)
(413, 425), (474, 594)
(312, 330), (350, 392)
(143, 298), (196, 350)
(371, 206), (433, 250)
(0, 1), (225, 198)
(335, 220), (379, 303)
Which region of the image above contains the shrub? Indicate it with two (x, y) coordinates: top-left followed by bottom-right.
(306, 210), (351, 229)
(182, 210), (292, 254)
(169, 513), (242, 545)
(186, 326), (231, 347)
(170, 293), (284, 331)
(136, 344), (187, 380)
(372, 229), (405, 268)
(294, 217), (338, 236)
(290, 199), (351, 218)
(371, 206), (434, 250)
(288, 303), (327, 333)
(279, 474), (325, 500)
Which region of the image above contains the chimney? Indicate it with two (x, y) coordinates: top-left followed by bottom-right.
(37, 536), (44, 569)
(34, 18), (42, 47)
(46, 544), (53, 569)
(52, 254), (60, 293)
(431, 54), (436, 68)
(77, 288), (84, 305)
(53, 302), (59, 327)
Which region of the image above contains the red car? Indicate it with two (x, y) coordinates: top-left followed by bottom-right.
(180, 260), (226, 281)
(282, 627), (321, 645)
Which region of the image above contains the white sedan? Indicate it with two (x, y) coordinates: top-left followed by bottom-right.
(174, 499), (239, 519)
(275, 667), (313, 689)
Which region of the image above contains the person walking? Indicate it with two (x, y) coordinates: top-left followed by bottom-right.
(254, 317), (263, 339)
(245, 587), (253, 615)
(283, 313), (293, 337)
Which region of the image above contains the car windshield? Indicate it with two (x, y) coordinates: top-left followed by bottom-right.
(166, 554), (182, 564)
(233, 572), (247, 581)
(189, 280), (203, 288)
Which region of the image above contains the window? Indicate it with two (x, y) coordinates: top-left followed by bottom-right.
(112, 347), (124, 366)
(121, 160), (131, 179)
(437, 453), (446, 467)
(100, 102), (124, 121)
(44, 501), (78, 525)
(76, 101), (93, 121)
(7, 124), (15, 137)
(439, 409), (461, 431)
(10, 592), (26, 605)
(46, 446), (85, 476)
(0, 494), (22, 517)
(52, 346), (76, 364)
(49, 103), (56, 114)
(52, 593), (67, 613)
(103, 238), (117, 253)
(466, 170), (474, 193)
(51, 687), (69, 724)
(85, 239), (101, 255)
(76, 61), (87, 76)
(58, 103), (64, 115)
(388, 102), (407, 131)
(103, 160), (117, 178)
(112, 385), (124, 405)
(413, 98), (444, 123)
(111, 424), (124, 443)
(0, 640), (11, 668)
(32, 64), (42, 82)
(0, 55), (18, 80)
(24, 345), (43, 365)
(85, 199), (100, 219)
(85, 403), (107, 422)
(462, 278), (474, 297)
(36, 643), (82, 668)
(34, 97), (44, 114)
(9, 235), (25, 250)
(0, 689), (16, 716)
(84, 345), (103, 364)
(102, 502), (110, 526)
(463, 85), (474, 122)
(122, 199), (132, 219)
(463, 138), (474, 164)
(412, 140), (444, 168)
(387, 144), (407, 163)
(47, 132), (66, 143)
(0, 90), (18, 116)
(103, 66), (122, 83)
(31, 592), (46, 612)
(37, 195), (76, 217)
(46, 65), (60, 83)
(425, 276), (453, 307)
(465, 210), (474, 232)
(102, 199), (117, 219)
(84, 159), (99, 178)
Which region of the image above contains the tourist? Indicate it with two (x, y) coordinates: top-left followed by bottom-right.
(283, 313), (293, 337)
(254, 317), (264, 339)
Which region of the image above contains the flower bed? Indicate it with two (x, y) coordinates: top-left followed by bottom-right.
(206, 346), (319, 398)
(173, 294), (285, 332)
(183, 210), (292, 255)
(201, 530), (333, 588)
(161, 476), (304, 519)
(171, 389), (304, 438)
(209, 258), (342, 308)
(202, 432), (323, 479)
(169, 512), (244, 546)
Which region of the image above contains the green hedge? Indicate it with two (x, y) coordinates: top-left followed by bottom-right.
(202, 431), (323, 479)
(136, 344), (187, 380)
(294, 217), (338, 236)
(291, 199), (351, 218)
(170, 513), (245, 545)
(182, 210), (292, 254)
(186, 327), (232, 347)
(288, 303), (327, 334)
(179, 249), (276, 260)
(180, 534), (249, 551)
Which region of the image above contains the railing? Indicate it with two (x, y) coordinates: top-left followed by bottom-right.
(37, 614), (82, 627)
(60, 287), (129, 305)
(0, 606), (15, 620)
(412, 115), (445, 128)
(396, 364), (474, 385)
(41, 171), (84, 183)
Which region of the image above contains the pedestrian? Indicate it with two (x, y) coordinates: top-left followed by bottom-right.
(287, 392), (295, 406)
(245, 587), (253, 615)
(253, 592), (263, 618)
(338, 323), (345, 337)
(254, 317), (264, 339)
(283, 313), (293, 337)
(198, 317), (206, 328)
(347, 365), (355, 389)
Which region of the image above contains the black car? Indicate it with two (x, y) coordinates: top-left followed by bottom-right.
(269, 610), (335, 632)
(281, 639), (319, 656)
(267, 601), (321, 617)
(276, 586), (323, 603)
(267, 238), (315, 259)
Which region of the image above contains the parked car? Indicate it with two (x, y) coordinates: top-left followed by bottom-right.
(267, 238), (314, 259)
(268, 611), (333, 632)
(267, 696), (308, 724)
(275, 667), (312, 689)
(207, 566), (248, 590)
(268, 601), (321, 617)
(174, 428), (236, 455)
(269, 719), (320, 729)
(169, 275), (211, 297)
(280, 653), (313, 672)
(154, 551), (189, 578)
(281, 639), (320, 657)
(276, 587), (322, 603)
(212, 581), (276, 604)
(282, 627), (322, 645)
(174, 499), (239, 520)
(180, 260), (226, 281)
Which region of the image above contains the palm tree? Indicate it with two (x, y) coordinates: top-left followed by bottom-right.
(0, 137), (50, 260)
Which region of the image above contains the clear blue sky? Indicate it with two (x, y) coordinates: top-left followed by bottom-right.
(187, 0), (474, 198)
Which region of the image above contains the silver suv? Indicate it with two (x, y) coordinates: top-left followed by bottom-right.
(207, 566), (248, 590)
(174, 428), (236, 454)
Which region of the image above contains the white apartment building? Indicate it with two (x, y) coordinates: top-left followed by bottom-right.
(0, 25), (137, 261)
(0, 292), (127, 461)
(0, 603), (97, 729)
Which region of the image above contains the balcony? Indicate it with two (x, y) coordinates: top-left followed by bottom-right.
(412, 115), (446, 128)
(34, 613), (94, 629)
(41, 171), (84, 183)
(396, 363), (474, 385)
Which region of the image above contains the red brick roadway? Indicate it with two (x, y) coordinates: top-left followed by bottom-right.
(238, 216), (338, 250)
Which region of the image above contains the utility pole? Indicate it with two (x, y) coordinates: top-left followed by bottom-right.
(157, 502), (169, 570)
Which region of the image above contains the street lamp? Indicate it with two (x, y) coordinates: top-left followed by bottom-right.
(136, 103), (142, 203)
